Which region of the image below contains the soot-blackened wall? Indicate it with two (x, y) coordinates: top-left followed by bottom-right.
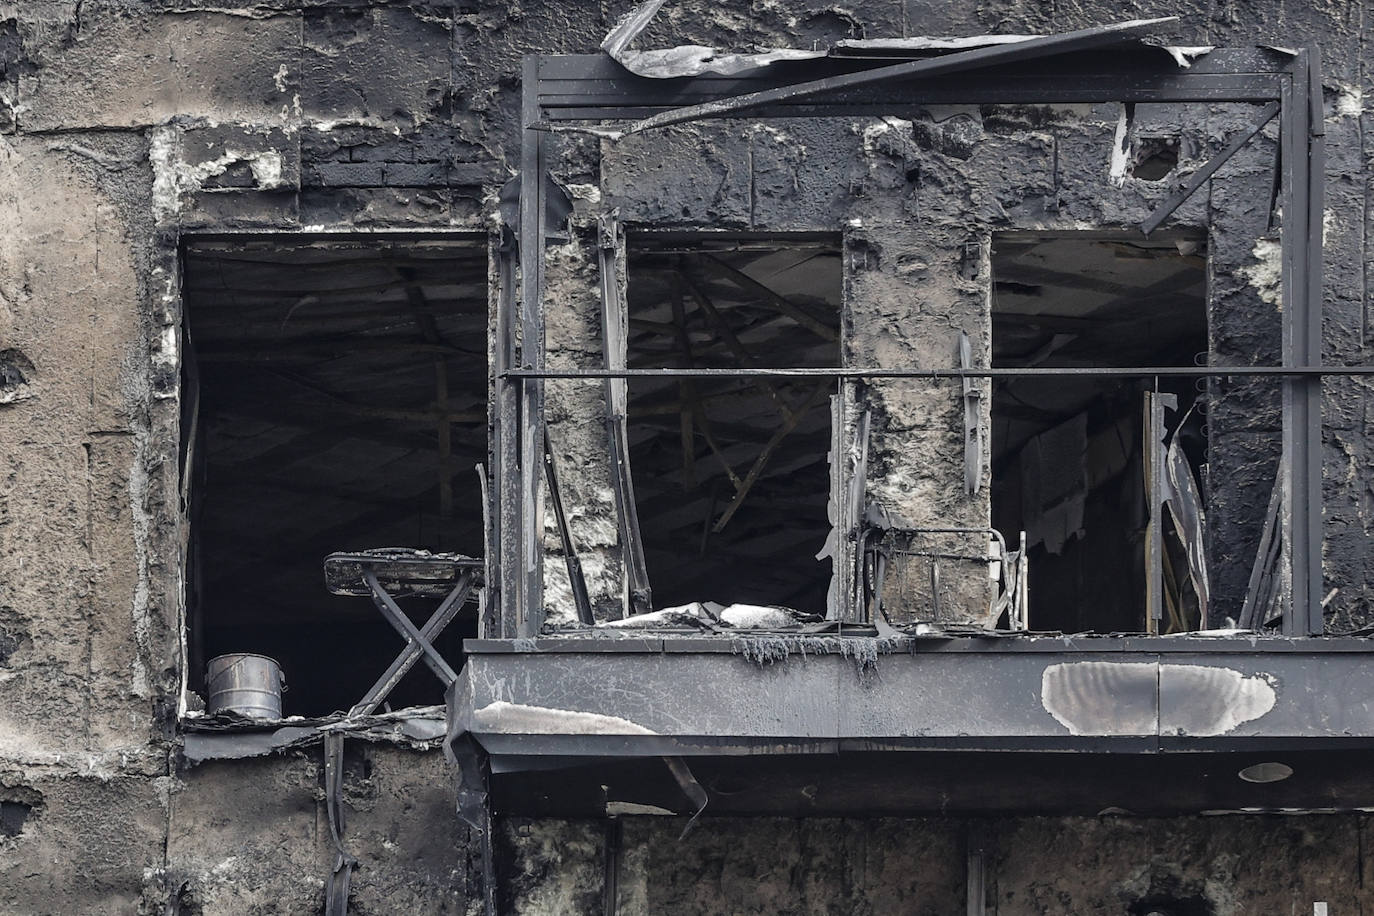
(1, 1), (1372, 913)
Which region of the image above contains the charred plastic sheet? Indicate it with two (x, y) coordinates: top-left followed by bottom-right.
(183, 706), (446, 765)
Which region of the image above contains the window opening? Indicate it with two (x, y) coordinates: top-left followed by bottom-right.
(1131, 135), (1181, 181)
(182, 237), (487, 716)
(624, 235), (842, 612)
(990, 234), (1208, 634)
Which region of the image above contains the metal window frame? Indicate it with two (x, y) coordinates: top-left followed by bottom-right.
(495, 43), (1326, 638)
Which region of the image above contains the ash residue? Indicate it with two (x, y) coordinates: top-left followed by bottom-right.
(732, 635), (904, 682)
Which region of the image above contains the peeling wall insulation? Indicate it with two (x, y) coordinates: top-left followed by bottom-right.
(1, 0), (1373, 913)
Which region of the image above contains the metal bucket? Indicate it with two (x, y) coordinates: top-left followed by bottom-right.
(206, 653), (285, 719)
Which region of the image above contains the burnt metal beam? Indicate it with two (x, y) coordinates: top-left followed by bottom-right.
(712, 381), (830, 532)
(599, 214), (653, 616)
(534, 51), (1286, 124)
(1280, 50), (1325, 636)
(960, 331), (982, 496)
(515, 58), (548, 638)
(676, 270), (800, 423)
(617, 19), (1178, 134)
(491, 230), (517, 639)
(694, 255), (839, 342)
(543, 428), (594, 626)
(206, 395), (483, 427)
(1140, 100), (1280, 235)
(453, 638), (1374, 760)
(394, 263), (458, 519)
(511, 365), (1374, 380)
(193, 339), (479, 362)
(669, 277), (697, 487)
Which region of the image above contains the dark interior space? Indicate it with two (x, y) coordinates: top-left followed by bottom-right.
(625, 234), (841, 613)
(489, 748), (1374, 818)
(990, 234), (1208, 634)
(183, 236), (487, 716)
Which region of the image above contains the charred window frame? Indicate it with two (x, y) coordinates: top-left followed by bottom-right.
(622, 232), (843, 614)
(497, 37), (1334, 638)
(179, 232), (490, 718)
(989, 231), (1211, 634)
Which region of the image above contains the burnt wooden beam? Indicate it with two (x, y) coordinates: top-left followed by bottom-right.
(713, 381), (831, 532)
(669, 276), (697, 488)
(205, 397), (483, 428)
(695, 255), (839, 342)
(677, 270), (800, 423)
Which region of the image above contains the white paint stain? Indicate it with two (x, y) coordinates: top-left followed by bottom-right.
(1042, 661), (1158, 736)
(1159, 664), (1277, 736)
(472, 701), (657, 735)
(1043, 661), (1278, 737)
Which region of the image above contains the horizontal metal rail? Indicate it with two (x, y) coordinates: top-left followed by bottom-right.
(506, 365), (1374, 380)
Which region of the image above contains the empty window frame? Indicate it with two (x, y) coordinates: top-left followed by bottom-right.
(991, 233), (1211, 634)
(624, 234), (842, 612)
(181, 237), (488, 716)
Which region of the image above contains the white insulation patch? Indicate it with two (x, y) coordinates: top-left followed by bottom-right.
(1163, 45), (1214, 68)
(606, 801), (675, 816)
(860, 116), (913, 156)
(1236, 237), (1283, 305)
(1331, 83), (1363, 119)
(720, 604), (795, 629)
(149, 125), (288, 224)
(1108, 104), (1131, 187)
(472, 701), (657, 735)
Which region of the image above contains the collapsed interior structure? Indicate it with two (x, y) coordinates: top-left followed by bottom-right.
(5, 0), (1374, 912)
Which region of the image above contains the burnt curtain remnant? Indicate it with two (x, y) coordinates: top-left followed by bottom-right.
(990, 234), (1211, 633)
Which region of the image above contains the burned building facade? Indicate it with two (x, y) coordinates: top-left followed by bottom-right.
(1, 0), (1373, 913)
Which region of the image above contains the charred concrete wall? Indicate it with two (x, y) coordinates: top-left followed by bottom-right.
(0, 0), (1371, 913)
(587, 100), (1294, 627)
(502, 815), (1374, 915)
